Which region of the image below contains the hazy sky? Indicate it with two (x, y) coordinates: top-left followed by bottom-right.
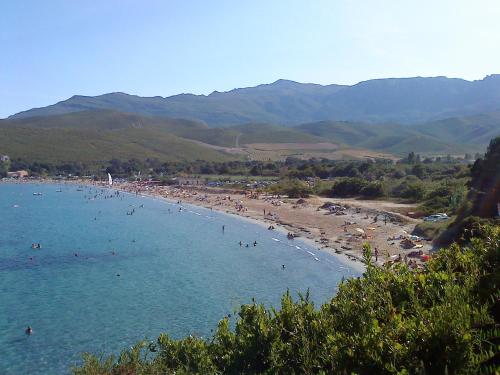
(1, 0), (499, 118)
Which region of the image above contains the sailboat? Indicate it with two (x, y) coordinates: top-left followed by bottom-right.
(108, 173), (113, 186)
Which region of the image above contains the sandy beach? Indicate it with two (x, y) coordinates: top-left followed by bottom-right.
(111, 181), (433, 269)
(3, 178), (433, 268)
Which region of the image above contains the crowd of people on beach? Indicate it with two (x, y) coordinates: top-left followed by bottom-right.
(17, 178), (434, 339)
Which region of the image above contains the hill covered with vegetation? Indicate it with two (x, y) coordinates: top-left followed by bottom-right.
(0, 111), (328, 163)
(1, 109), (496, 164)
(0, 112), (329, 166)
(296, 113), (500, 154)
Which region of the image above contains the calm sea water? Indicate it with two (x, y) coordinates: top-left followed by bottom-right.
(0, 183), (360, 374)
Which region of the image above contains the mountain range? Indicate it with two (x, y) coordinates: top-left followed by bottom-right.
(10, 75), (500, 126)
(1, 75), (499, 164)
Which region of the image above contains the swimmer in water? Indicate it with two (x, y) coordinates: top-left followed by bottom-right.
(25, 326), (33, 335)
(253, 241), (257, 246)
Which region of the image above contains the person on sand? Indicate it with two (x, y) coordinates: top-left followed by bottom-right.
(374, 247), (379, 262)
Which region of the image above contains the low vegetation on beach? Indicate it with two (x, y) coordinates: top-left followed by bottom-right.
(73, 225), (499, 374)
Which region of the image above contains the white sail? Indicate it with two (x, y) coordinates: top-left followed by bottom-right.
(108, 173), (113, 186)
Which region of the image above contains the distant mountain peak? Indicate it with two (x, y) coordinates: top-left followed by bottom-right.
(271, 79), (301, 85)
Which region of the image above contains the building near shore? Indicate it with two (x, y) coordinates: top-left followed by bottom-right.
(7, 170), (29, 178)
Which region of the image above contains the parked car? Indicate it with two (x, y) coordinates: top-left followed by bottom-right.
(423, 213), (449, 222)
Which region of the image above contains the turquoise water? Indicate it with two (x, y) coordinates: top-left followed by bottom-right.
(0, 183), (359, 374)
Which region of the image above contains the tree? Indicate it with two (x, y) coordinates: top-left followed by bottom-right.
(0, 159), (10, 177)
(469, 136), (500, 217)
(330, 177), (367, 197)
(407, 151), (416, 164)
(411, 163), (427, 179)
(360, 182), (386, 198)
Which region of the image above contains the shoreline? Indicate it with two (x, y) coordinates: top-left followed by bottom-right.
(2, 178), (432, 269)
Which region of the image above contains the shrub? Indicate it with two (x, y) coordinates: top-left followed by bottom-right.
(360, 181), (386, 198)
(268, 179), (312, 198)
(330, 177), (367, 197)
(74, 226), (500, 375)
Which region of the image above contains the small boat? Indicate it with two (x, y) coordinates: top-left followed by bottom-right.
(33, 192), (43, 196)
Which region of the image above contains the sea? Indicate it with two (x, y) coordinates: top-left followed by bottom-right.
(0, 183), (360, 374)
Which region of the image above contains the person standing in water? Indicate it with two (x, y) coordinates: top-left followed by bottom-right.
(222, 225), (225, 233)
(25, 326), (33, 335)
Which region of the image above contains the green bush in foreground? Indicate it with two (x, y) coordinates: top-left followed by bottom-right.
(73, 226), (499, 375)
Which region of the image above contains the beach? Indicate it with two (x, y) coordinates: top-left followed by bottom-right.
(112, 181), (433, 268)
(2, 178), (433, 268)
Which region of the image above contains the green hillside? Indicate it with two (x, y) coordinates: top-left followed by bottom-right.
(0, 110), (324, 149)
(413, 112), (500, 145)
(1, 109), (495, 163)
(232, 123), (324, 145)
(0, 126), (236, 163)
(295, 121), (458, 154)
(0, 111), (325, 163)
(295, 118), (491, 155)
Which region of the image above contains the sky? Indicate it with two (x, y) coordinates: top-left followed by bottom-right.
(1, 0), (500, 118)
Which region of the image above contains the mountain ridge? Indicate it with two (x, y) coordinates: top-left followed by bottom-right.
(10, 75), (500, 126)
